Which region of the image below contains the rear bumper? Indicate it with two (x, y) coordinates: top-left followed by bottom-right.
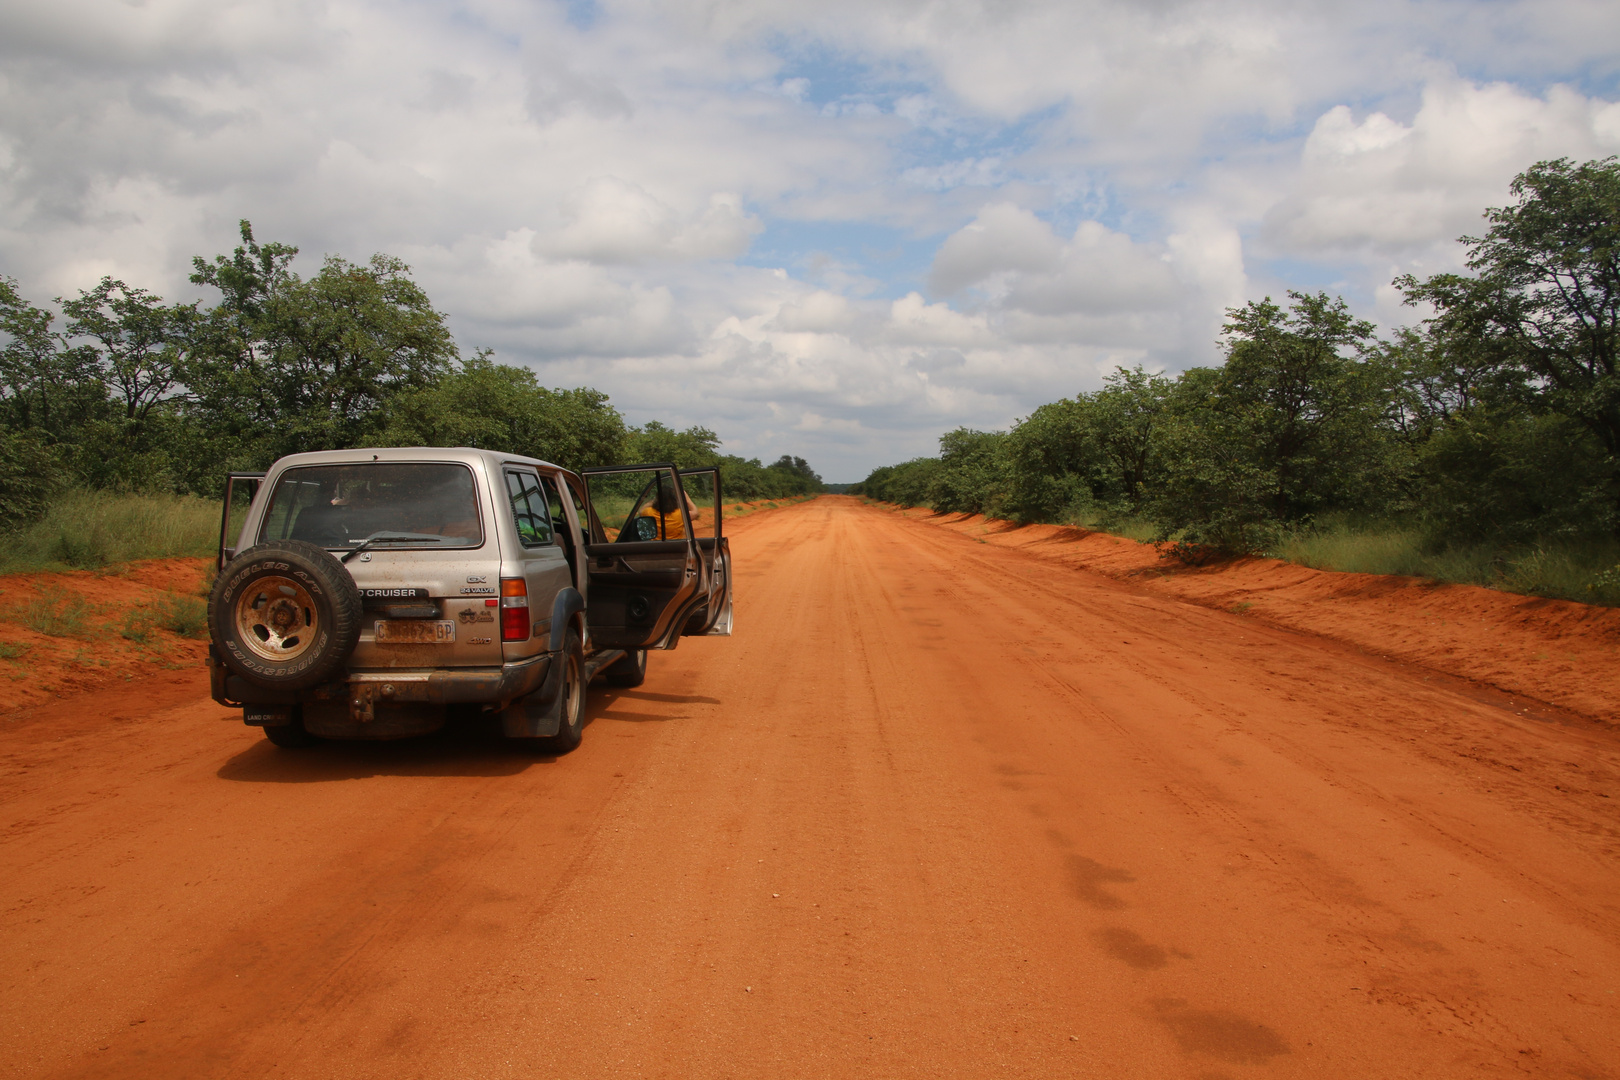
(211, 650), (553, 710)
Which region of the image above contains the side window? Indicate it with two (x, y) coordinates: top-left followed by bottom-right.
(504, 470), (553, 547)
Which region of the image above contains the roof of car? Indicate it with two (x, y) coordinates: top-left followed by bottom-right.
(266, 446), (566, 474)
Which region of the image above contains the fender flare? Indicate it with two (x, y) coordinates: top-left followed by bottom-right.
(549, 588), (585, 652)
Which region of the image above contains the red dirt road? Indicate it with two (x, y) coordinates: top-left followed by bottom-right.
(3, 496), (1618, 1079)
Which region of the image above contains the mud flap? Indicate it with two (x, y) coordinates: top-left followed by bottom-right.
(500, 650), (566, 738)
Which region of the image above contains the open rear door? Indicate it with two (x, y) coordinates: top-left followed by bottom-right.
(678, 468), (732, 636)
(216, 472), (265, 572)
(580, 464), (706, 650)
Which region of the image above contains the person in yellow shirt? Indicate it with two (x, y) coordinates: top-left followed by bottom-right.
(633, 484), (694, 540)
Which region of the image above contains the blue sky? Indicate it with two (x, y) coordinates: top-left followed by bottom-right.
(2, 0), (1618, 480)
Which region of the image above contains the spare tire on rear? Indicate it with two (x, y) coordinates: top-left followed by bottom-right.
(209, 540), (363, 691)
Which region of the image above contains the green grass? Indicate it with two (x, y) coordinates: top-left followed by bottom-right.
(120, 608), (157, 644)
(1064, 509), (1160, 543)
(0, 642), (29, 660)
(117, 593), (209, 642)
(14, 594), (95, 637)
(1270, 521), (1620, 606)
(0, 490), (219, 574)
(155, 593), (209, 638)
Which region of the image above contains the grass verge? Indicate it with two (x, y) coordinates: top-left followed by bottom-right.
(1270, 521), (1620, 606)
(0, 490), (219, 574)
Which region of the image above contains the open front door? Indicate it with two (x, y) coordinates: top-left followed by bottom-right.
(580, 464), (705, 650)
(678, 468), (732, 636)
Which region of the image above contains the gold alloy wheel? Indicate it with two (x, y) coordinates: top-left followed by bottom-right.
(234, 575), (319, 663)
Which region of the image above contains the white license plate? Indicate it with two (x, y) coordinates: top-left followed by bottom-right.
(374, 620), (456, 644)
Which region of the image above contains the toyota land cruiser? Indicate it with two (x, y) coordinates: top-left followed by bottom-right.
(205, 448), (732, 752)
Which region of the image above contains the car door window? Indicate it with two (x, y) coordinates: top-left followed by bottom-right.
(504, 470), (553, 547)
(590, 470), (691, 542)
(680, 469), (719, 539)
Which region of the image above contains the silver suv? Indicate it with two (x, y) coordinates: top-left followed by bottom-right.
(206, 448), (732, 752)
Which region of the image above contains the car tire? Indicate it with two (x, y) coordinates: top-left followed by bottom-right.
(262, 720), (319, 748)
(603, 648), (647, 687)
(210, 540), (363, 692)
(545, 628), (587, 753)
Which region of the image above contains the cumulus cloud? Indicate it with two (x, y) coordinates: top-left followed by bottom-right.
(535, 179), (762, 264)
(1263, 78), (1620, 262)
(2, 0), (1618, 479)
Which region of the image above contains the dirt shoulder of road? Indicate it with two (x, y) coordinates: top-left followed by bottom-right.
(0, 557), (215, 715)
(886, 503), (1620, 725)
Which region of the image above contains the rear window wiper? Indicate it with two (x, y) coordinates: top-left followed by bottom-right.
(338, 532), (452, 563)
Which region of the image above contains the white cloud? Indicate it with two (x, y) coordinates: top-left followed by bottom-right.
(1263, 79), (1620, 262)
(929, 203), (1062, 294)
(2, 0), (1618, 480)
(533, 179), (761, 264)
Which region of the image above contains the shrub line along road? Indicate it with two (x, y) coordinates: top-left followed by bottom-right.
(3, 496), (1617, 1078)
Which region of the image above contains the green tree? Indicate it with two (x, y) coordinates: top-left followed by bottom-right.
(381, 351), (627, 467)
(1216, 291), (1388, 520)
(0, 276), (110, 439)
(184, 221), (458, 461)
(0, 429), (62, 530)
(1146, 368), (1284, 554)
(60, 277), (187, 423)
(859, 457), (943, 506)
(624, 421), (722, 468)
(1089, 365), (1173, 508)
(930, 427), (1007, 514)
(765, 454), (822, 491)
(1400, 156), (1620, 524)
(999, 397), (1097, 523)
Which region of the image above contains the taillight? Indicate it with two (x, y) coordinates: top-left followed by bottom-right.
(500, 578), (529, 641)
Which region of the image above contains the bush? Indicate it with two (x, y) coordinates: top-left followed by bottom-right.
(0, 430), (62, 530)
(156, 592), (209, 638)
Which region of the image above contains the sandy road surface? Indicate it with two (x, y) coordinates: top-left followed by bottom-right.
(4, 496), (1618, 1079)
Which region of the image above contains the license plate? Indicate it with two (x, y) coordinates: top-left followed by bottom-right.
(374, 620), (456, 644)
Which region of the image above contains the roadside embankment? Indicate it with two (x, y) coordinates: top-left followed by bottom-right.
(890, 505), (1620, 724)
(0, 557), (212, 714)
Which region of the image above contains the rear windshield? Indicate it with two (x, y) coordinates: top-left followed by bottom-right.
(259, 463), (483, 549)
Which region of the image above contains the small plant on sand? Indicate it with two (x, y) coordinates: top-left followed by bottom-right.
(156, 592), (209, 638)
(17, 594), (94, 637)
(0, 641), (29, 660)
(120, 608), (157, 644)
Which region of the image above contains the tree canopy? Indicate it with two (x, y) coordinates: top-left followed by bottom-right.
(0, 220), (823, 527)
(861, 157), (1620, 562)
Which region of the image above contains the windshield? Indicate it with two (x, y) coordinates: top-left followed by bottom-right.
(259, 463), (483, 549)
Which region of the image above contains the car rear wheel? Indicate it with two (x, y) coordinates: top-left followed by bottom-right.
(210, 540), (363, 692)
(546, 629), (587, 753)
